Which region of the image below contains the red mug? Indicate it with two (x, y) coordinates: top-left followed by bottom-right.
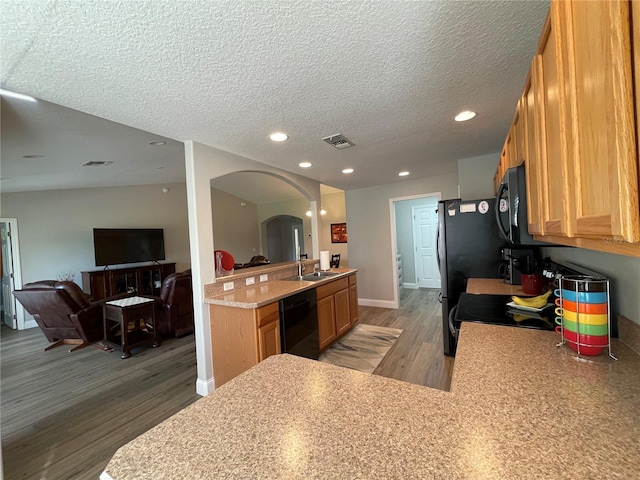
(521, 274), (544, 295)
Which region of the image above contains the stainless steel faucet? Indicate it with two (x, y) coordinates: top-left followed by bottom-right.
(297, 255), (305, 277)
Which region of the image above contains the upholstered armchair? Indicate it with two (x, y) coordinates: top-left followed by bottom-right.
(13, 280), (105, 352)
(154, 270), (194, 337)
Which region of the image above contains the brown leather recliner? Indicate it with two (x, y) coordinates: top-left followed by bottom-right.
(155, 270), (194, 337)
(13, 280), (105, 352)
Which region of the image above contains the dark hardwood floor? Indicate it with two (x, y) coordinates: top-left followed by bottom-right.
(1, 287), (451, 479)
(1, 328), (199, 480)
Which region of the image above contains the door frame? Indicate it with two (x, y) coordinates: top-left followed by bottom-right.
(389, 192), (441, 309)
(1, 218), (26, 330)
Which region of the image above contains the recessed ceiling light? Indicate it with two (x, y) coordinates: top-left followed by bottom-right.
(82, 161), (114, 167)
(299, 161), (312, 168)
(398, 171), (410, 177)
(0, 88), (37, 102)
(269, 132), (288, 142)
(342, 168), (354, 174)
(22, 154), (44, 159)
(149, 141), (166, 146)
(454, 110), (477, 122)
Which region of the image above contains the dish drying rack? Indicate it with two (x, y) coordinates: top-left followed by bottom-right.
(556, 275), (616, 360)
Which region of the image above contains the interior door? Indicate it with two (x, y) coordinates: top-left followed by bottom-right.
(412, 206), (440, 288)
(1, 221), (17, 329)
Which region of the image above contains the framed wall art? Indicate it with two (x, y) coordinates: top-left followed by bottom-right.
(331, 223), (347, 243)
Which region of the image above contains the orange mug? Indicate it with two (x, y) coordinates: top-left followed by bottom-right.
(555, 297), (607, 314)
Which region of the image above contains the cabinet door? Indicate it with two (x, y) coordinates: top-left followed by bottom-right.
(334, 288), (350, 337)
(258, 320), (280, 361)
(317, 295), (336, 351)
(535, 5), (573, 236)
(561, 0), (639, 242)
(513, 106), (526, 167)
(522, 67), (545, 236)
(349, 283), (359, 325)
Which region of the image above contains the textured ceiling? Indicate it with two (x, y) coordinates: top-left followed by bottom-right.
(1, 0), (549, 193)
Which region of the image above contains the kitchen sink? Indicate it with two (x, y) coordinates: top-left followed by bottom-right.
(285, 271), (340, 282)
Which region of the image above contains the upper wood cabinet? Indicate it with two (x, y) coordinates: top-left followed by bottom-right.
(559, 0), (638, 242)
(498, 0), (640, 256)
(535, 3), (573, 237)
(522, 68), (544, 236)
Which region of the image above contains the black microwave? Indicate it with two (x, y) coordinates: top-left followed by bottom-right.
(495, 165), (550, 246)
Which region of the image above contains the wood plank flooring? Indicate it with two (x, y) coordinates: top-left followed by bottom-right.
(1, 287), (451, 479)
(363, 288), (454, 391)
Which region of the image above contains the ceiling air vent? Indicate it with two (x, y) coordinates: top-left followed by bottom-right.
(322, 133), (354, 150)
(82, 161), (114, 167)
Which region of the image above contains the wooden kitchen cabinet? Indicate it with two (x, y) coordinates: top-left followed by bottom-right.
(348, 274), (359, 325)
(498, 0), (640, 256)
(521, 68), (545, 236)
(317, 294), (337, 350)
(210, 301), (280, 387)
(534, 3), (573, 237)
(317, 276), (351, 352)
(558, 0), (639, 242)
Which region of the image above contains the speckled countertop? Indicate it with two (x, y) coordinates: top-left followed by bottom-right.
(102, 324), (640, 480)
(205, 267), (357, 308)
(466, 277), (532, 296)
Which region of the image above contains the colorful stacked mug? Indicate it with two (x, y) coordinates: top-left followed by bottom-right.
(554, 275), (609, 356)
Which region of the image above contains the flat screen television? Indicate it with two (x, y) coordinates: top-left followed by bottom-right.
(93, 228), (165, 266)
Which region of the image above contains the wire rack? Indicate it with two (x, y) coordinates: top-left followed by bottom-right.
(555, 275), (616, 360)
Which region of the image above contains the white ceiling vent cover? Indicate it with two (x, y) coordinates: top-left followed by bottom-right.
(82, 161), (113, 166)
(322, 134), (354, 150)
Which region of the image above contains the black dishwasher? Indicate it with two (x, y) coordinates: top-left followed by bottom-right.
(279, 289), (319, 360)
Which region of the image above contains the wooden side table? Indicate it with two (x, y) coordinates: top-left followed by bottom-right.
(103, 296), (160, 359)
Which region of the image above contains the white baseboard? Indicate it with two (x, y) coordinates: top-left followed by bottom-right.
(402, 283), (418, 289)
(196, 377), (216, 396)
(358, 298), (397, 309)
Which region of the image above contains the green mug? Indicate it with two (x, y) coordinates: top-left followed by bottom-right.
(555, 317), (608, 336)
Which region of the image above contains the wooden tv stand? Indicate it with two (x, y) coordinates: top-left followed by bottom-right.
(82, 263), (176, 301)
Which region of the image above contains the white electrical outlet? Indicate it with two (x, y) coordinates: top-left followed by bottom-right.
(223, 282), (234, 291)
(246, 277), (255, 286)
(260, 274), (268, 282)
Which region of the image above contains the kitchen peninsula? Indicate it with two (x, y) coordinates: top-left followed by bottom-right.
(101, 323), (640, 479)
(204, 265), (359, 387)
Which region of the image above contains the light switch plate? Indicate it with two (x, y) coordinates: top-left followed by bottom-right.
(260, 274), (268, 282)
(246, 277), (255, 286)
(223, 282), (234, 291)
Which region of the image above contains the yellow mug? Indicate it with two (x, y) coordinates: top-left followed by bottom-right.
(554, 307), (608, 325)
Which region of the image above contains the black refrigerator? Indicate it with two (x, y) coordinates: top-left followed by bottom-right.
(438, 198), (506, 356)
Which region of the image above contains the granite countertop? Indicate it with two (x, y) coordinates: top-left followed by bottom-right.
(205, 267), (357, 308)
(102, 323), (640, 479)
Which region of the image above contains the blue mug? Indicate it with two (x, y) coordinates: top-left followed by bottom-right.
(554, 289), (607, 304)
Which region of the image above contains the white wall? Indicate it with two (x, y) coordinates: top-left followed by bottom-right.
(543, 247), (640, 325)
(320, 191), (348, 265)
(458, 153), (500, 200)
(0, 183), (191, 285)
(346, 173), (459, 307)
(185, 141), (322, 396)
(211, 188), (260, 264)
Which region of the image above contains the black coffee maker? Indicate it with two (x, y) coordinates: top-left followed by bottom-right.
(499, 247), (537, 285)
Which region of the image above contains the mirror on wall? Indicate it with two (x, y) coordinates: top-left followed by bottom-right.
(210, 172), (349, 272)
(210, 172), (311, 271)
